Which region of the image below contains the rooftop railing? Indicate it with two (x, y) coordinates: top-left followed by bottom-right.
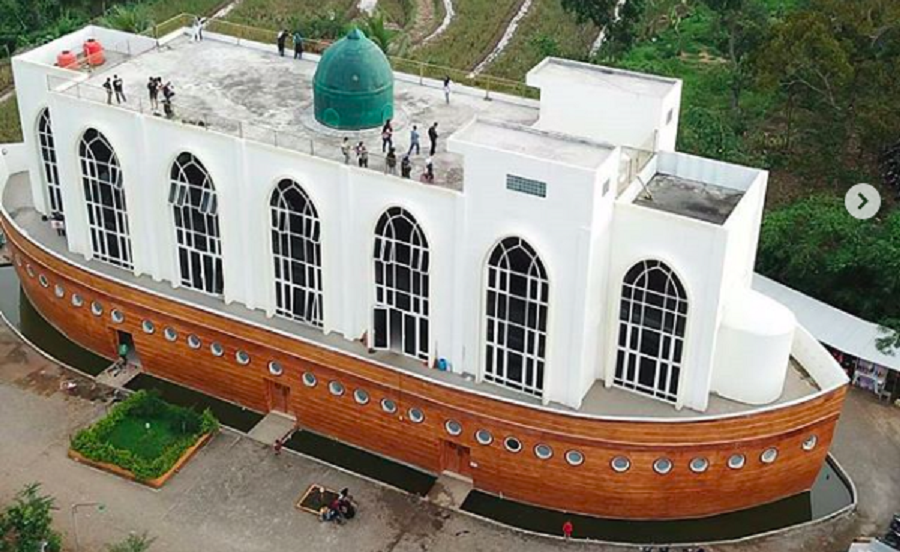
(140, 14), (541, 101)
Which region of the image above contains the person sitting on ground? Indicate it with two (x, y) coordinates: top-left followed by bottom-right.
(337, 488), (356, 520)
(421, 156), (435, 183)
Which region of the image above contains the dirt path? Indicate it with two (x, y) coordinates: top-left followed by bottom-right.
(418, 0), (455, 45)
(409, 0), (437, 43)
(470, 0), (533, 76)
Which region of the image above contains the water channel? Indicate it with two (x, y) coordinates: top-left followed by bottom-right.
(0, 264), (855, 544)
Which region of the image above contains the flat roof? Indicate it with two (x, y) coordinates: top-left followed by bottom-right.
(633, 173), (745, 225)
(528, 58), (680, 98)
(3, 172), (819, 420)
(69, 33), (540, 191)
(452, 119), (614, 169)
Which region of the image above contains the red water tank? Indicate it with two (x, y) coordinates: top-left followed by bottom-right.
(83, 38), (105, 66)
(56, 50), (78, 69)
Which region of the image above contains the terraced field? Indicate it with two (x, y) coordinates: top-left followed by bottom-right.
(484, 0), (597, 80)
(410, 0), (523, 70)
(223, 0), (359, 30)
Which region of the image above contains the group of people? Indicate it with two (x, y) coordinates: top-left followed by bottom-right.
(277, 29), (304, 59)
(340, 120), (441, 183)
(146, 76), (177, 118)
(190, 16), (208, 42)
(102, 75), (126, 105)
(319, 488), (357, 524)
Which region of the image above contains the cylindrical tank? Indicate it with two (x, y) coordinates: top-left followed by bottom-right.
(83, 39), (105, 66)
(57, 50), (78, 69)
(712, 289), (796, 405)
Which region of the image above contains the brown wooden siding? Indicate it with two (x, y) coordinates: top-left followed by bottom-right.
(2, 214), (847, 520)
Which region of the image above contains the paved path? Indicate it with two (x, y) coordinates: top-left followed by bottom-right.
(0, 315), (898, 551)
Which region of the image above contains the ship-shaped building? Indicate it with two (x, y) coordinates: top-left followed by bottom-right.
(0, 24), (848, 519)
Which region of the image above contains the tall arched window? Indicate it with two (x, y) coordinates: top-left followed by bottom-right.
(37, 109), (63, 214)
(270, 179), (323, 327)
(615, 260), (687, 403)
(79, 129), (132, 269)
(484, 237), (548, 398)
(372, 207), (429, 361)
(169, 153), (223, 296)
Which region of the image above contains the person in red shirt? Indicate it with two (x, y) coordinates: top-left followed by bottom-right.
(562, 520), (573, 540)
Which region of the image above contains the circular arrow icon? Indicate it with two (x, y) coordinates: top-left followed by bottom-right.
(845, 183), (881, 220)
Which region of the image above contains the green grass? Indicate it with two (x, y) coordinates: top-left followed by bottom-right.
(411, 0), (524, 70)
(146, 0), (228, 22)
(71, 391), (218, 481)
(485, 0), (598, 80)
(224, 0), (358, 30)
(379, 0), (416, 28)
(106, 416), (188, 461)
(0, 94), (22, 144)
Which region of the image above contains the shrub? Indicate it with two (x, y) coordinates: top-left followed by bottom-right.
(71, 391), (218, 481)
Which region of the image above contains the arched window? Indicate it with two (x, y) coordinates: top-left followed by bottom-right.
(79, 129), (132, 269)
(169, 153), (223, 296)
(615, 260), (687, 403)
(37, 109), (63, 214)
(372, 207), (429, 361)
(484, 237), (548, 397)
(270, 179), (323, 326)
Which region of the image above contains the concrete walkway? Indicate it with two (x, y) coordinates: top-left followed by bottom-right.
(0, 315), (898, 551)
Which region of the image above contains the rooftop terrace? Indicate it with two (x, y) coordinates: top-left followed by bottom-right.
(3, 171), (819, 420)
(51, 33), (542, 191)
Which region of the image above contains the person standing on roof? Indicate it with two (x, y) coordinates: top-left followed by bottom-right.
(341, 137), (351, 164)
(113, 75), (126, 104)
(293, 30), (304, 59)
(443, 75), (451, 104)
(428, 122), (439, 156)
(277, 30), (288, 56)
(381, 119), (393, 153)
(103, 77), (113, 104)
(408, 125), (420, 156)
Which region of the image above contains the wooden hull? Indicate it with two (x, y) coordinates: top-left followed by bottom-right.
(2, 215), (847, 520)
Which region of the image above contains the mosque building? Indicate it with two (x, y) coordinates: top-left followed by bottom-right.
(0, 23), (847, 520)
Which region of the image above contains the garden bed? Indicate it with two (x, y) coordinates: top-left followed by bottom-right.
(69, 390), (218, 488)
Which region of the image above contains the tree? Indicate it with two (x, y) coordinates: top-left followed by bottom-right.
(359, 12), (396, 54)
(100, 4), (152, 34)
(0, 484), (62, 552)
(106, 533), (155, 552)
(703, 0), (769, 114)
(562, 0), (646, 57)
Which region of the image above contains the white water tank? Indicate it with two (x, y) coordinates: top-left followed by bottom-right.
(712, 289), (795, 405)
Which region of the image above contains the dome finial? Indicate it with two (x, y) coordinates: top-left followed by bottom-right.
(347, 28), (364, 40)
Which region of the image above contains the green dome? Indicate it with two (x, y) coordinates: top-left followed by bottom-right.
(313, 28), (394, 130)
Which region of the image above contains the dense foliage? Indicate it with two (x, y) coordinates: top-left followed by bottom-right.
(758, 196), (900, 350)
(0, 484), (62, 552)
(106, 532), (156, 552)
(71, 391), (218, 481)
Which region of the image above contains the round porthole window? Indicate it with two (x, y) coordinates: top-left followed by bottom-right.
(164, 327), (178, 342)
(142, 320), (155, 334)
(728, 454), (746, 470)
(653, 457), (673, 475)
(761, 447), (778, 464)
(611, 456), (631, 473)
(26, 264), (34, 277)
(187, 334), (201, 349)
(445, 420), (462, 436)
(566, 450), (585, 466)
(39, 274), (49, 288)
(354, 389), (369, 405)
(91, 301), (103, 316)
(381, 398), (397, 414)
(503, 437), (522, 453)
(54, 284), (64, 298)
(210, 342), (224, 357)
(329, 381), (345, 396)
(475, 429), (493, 446)
(268, 361), (283, 376)
(302, 372), (317, 387)
(408, 408), (424, 423)
(71, 293), (84, 307)
(235, 350), (250, 365)
(534, 444), (553, 460)
(111, 309), (124, 324)
(690, 457), (709, 473)
(802, 435), (818, 451)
